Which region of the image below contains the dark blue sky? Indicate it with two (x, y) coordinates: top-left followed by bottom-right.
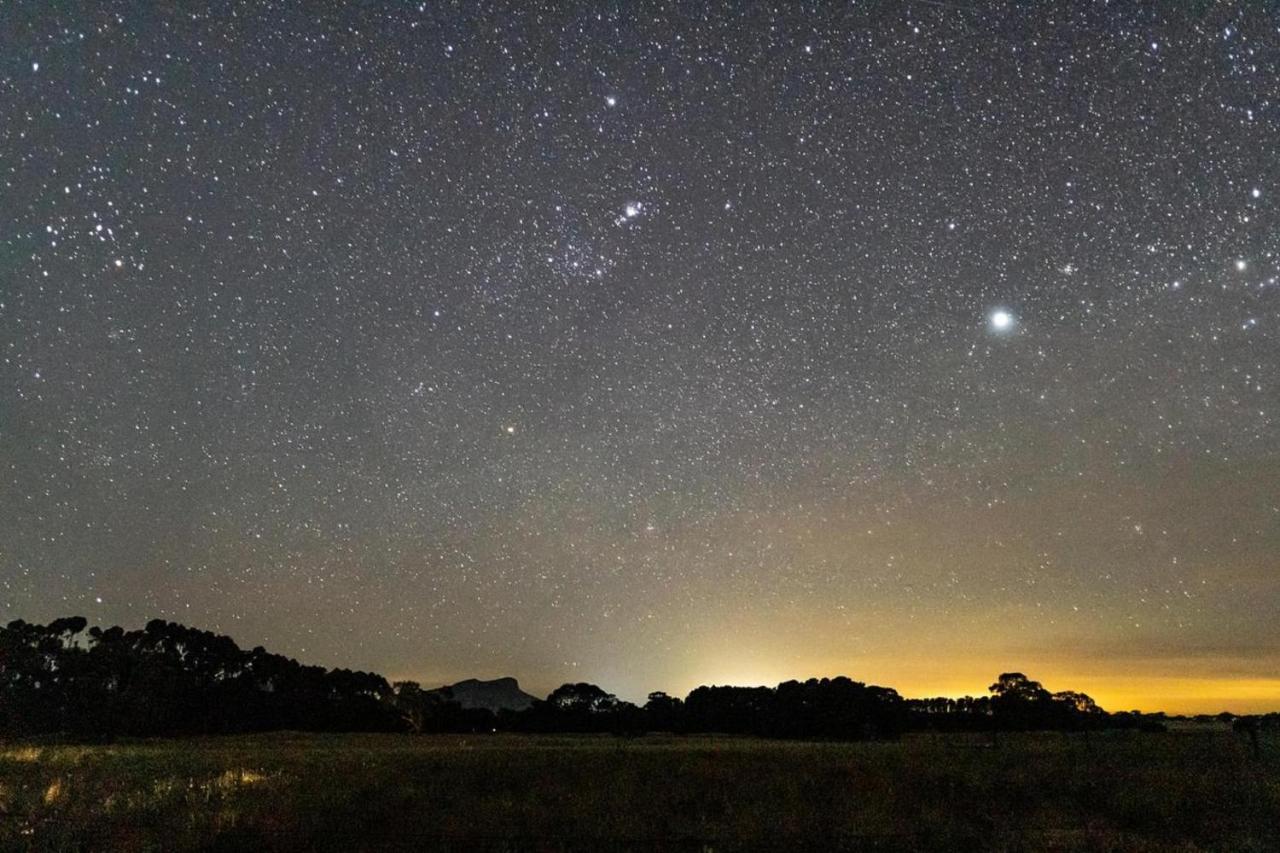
(2, 1), (1278, 710)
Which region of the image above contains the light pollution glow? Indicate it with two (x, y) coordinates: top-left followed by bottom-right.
(5, 3), (1279, 719)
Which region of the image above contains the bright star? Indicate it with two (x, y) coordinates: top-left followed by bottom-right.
(989, 310), (1015, 332)
(605, 95), (617, 107)
(1236, 259), (1248, 272)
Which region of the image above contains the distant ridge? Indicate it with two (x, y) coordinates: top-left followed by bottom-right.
(432, 677), (537, 712)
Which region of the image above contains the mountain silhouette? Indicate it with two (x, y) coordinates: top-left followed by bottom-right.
(433, 677), (537, 712)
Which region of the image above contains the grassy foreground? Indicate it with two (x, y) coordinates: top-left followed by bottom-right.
(1, 730), (1277, 851)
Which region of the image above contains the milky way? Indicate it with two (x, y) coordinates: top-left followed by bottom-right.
(3, 2), (1278, 711)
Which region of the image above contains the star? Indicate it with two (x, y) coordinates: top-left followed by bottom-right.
(5, 0), (1279, 719)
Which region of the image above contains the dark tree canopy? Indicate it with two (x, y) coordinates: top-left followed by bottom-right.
(1, 617), (1211, 742)
(1, 617), (399, 737)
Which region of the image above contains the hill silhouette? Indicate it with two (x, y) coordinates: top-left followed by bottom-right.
(432, 677), (536, 712)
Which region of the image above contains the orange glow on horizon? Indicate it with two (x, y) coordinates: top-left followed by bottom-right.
(667, 670), (1280, 716)
(674, 644), (1280, 716)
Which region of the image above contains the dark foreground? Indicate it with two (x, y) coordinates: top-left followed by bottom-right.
(1, 730), (1276, 852)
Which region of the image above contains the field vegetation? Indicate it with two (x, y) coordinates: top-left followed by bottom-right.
(2, 730), (1277, 852)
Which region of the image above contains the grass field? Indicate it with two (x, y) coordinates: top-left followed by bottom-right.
(1, 730), (1277, 851)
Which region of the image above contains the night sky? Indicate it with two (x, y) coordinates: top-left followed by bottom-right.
(3, 2), (1278, 713)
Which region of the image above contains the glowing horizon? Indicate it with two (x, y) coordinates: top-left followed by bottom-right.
(5, 4), (1278, 718)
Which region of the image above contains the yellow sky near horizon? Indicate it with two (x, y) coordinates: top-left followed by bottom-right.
(397, 648), (1280, 716)
(656, 627), (1280, 716)
(655, 666), (1280, 716)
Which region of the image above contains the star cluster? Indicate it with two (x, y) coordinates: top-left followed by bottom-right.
(2, 2), (1278, 711)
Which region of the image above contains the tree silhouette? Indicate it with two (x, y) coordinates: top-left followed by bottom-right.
(989, 672), (1050, 702)
(1, 617), (1151, 741)
(643, 691), (684, 731)
(522, 683), (638, 732)
(1053, 690), (1101, 715)
(548, 683), (620, 714)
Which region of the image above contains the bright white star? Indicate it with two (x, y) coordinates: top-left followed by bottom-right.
(989, 310), (1015, 332)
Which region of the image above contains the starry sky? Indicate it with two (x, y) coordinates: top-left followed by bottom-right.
(3, 2), (1279, 714)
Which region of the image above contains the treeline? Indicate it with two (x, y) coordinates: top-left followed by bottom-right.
(4, 618), (1274, 741)
(1, 618), (397, 737)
